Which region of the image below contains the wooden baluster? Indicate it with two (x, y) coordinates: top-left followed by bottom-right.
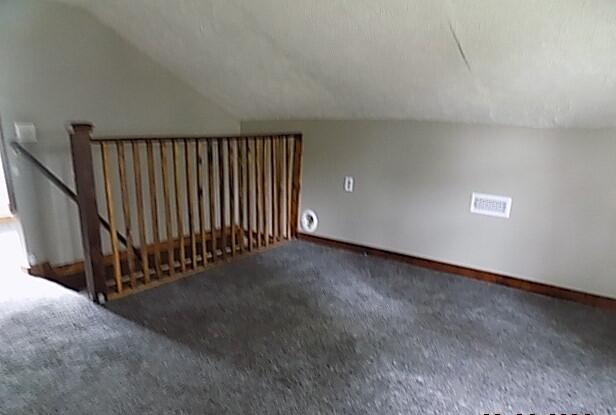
(132, 141), (150, 284)
(277, 137), (284, 242)
(160, 142), (175, 276)
(196, 140), (207, 266)
(290, 135), (303, 238)
(117, 142), (136, 288)
(262, 138), (268, 247)
(271, 136), (277, 243)
(246, 138), (253, 251)
(185, 139), (197, 269)
(286, 136), (293, 239)
(276, 136), (282, 241)
(255, 138), (262, 249)
(207, 140), (217, 261)
(173, 141), (186, 272)
(100, 141), (122, 294)
(218, 138), (227, 259)
(228, 139), (236, 256)
(146, 142), (162, 278)
(238, 138), (245, 253)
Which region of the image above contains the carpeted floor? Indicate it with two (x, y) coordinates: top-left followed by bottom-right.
(1, 240), (615, 414)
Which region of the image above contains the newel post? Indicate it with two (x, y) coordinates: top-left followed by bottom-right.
(290, 134), (303, 238)
(69, 122), (107, 304)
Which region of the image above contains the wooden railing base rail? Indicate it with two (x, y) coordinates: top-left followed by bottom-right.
(29, 226), (288, 297)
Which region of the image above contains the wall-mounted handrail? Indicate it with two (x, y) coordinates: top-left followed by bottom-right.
(91, 132), (302, 143)
(10, 141), (143, 264)
(11, 141), (77, 202)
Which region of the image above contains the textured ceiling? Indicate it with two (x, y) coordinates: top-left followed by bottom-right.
(54, 0), (616, 128)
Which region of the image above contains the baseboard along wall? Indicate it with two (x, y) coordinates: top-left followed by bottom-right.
(298, 233), (616, 311)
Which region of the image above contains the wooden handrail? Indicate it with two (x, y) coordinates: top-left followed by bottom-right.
(10, 141), (144, 265)
(91, 132), (302, 143)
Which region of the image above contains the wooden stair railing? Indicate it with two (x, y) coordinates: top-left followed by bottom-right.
(82, 125), (302, 301)
(12, 134), (142, 302)
(14, 125), (303, 303)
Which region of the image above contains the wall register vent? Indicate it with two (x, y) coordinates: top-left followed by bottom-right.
(470, 192), (512, 218)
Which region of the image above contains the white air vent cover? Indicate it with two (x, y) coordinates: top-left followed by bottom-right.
(470, 192), (512, 218)
(301, 209), (319, 233)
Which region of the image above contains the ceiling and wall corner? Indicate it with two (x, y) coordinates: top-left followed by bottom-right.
(50, 0), (616, 128)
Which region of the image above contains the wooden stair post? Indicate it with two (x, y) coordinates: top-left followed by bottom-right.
(290, 134), (303, 238)
(69, 122), (107, 303)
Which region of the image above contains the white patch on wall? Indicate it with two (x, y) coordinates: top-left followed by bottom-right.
(14, 122), (37, 143)
(470, 192), (512, 218)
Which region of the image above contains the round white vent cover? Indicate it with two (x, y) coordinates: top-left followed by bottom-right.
(300, 209), (318, 233)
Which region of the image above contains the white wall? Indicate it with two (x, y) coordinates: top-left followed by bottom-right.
(242, 120), (616, 300)
(0, 155), (11, 217)
(0, 0), (239, 265)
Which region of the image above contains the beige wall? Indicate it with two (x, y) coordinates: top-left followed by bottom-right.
(0, 0), (239, 265)
(242, 120), (616, 299)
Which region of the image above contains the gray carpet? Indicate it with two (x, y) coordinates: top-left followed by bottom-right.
(1, 241), (615, 414)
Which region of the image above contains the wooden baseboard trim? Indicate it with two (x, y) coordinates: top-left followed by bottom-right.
(298, 233), (616, 311)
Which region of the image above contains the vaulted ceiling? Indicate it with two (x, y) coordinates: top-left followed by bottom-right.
(55, 0), (616, 128)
